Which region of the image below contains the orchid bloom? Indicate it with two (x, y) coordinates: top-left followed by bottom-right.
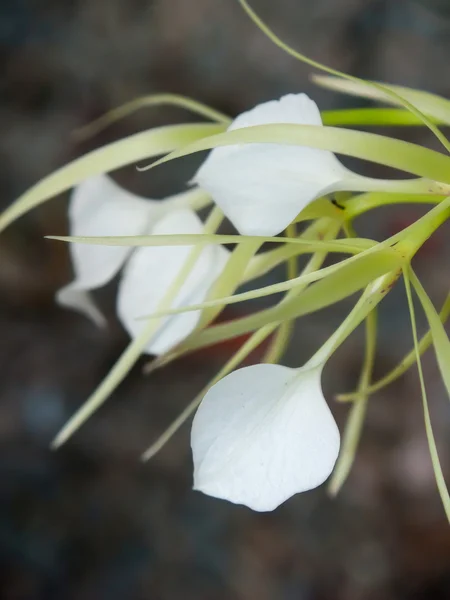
(193, 93), (351, 236)
(189, 267), (404, 511)
(191, 362), (339, 511)
(2, 0), (450, 522)
(56, 175), (228, 355)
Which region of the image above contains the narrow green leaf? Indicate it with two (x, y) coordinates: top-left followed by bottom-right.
(141, 124), (450, 186)
(0, 123), (225, 233)
(315, 76), (450, 127)
(46, 232), (375, 253)
(322, 108), (442, 127)
(410, 270), (450, 400)
(141, 323), (273, 462)
(135, 245), (399, 321)
(329, 309), (377, 495)
(141, 219), (341, 374)
(237, 0), (450, 154)
(403, 269), (450, 523)
(338, 293), (450, 401)
(168, 250), (402, 356)
(51, 207), (224, 448)
(74, 93), (231, 141)
(197, 239), (261, 327)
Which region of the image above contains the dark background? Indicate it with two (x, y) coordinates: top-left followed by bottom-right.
(1, 1), (450, 598)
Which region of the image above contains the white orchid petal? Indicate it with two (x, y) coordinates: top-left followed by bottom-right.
(191, 363), (340, 511)
(56, 285), (106, 327)
(194, 93), (349, 236)
(56, 175), (156, 323)
(117, 209), (229, 356)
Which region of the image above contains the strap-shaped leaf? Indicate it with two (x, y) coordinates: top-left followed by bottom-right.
(322, 108), (442, 127)
(135, 244), (398, 321)
(237, 0), (450, 153)
(315, 76), (450, 127)
(338, 293), (450, 402)
(165, 249), (402, 357)
(47, 232), (374, 253)
(0, 123), (225, 233)
(141, 220), (341, 459)
(74, 93), (231, 141)
(51, 207), (224, 449)
(410, 270), (450, 401)
(403, 270), (450, 523)
(142, 124), (450, 187)
(329, 308), (377, 495)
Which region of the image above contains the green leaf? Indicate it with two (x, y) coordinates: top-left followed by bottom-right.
(322, 108), (442, 127)
(51, 207), (224, 449)
(237, 0), (450, 154)
(140, 219), (343, 444)
(197, 239), (261, 327)
(329, 309), (377, 495)
(46, 232), (375, 253)
(142, 124), (450, 186)
(135, 244), (398, 321)
(141, 323), (273, 462)
(143, 218), (342, 375)
(0, 123), (225, 233)
(169, 249), (402, 356)
(74, 93), (231, 141)
(403, 269), (450, 523)
(338, 292), (450, 402)
(410, 270), (450, 401)
(315, 76), (450, 127)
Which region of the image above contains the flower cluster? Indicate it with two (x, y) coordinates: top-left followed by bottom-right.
(2, 2), (450, 516)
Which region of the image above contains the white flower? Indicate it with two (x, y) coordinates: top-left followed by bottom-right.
(193, 93), (351, 237)
(56, 174), (228, 355)
(191, 363), (340, 511)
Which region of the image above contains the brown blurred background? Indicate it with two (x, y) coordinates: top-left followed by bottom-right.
(0, 0), (450, 598)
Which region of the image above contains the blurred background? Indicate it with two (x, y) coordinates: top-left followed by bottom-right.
(0, 0), (450, 598)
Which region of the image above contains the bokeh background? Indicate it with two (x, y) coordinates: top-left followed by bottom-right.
(1, 0), (450, 598)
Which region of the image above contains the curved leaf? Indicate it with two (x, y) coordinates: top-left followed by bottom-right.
(315, 76), (450, 127)
(143, 124), (450, 186)
(0, 123), (225, 233)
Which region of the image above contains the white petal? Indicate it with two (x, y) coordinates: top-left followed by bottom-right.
(194, 93), (349, 236)
(56, 286), (106, 327)
(56, 175), (157, 322)
(117, 209), (229, 356)
(191, 363), (340, 511)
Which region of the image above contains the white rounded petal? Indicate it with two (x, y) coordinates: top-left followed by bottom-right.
(194, 93), (349, 236)
(117, 209), (229, 356)
(56, 175), (156, 322)
(191, 363), (340, 511)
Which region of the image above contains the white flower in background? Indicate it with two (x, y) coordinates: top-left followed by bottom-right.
(193, 93), (351, 236)
(117, 209), (228, 355)
(56, 174), (228, 355)
(191, 363), (340, 511)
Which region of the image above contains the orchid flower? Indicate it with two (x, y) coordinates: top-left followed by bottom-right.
(56, 174), (228, 355)
(1, 0), (450, 520)
(193, 93), (350, 237)
(190, 266), (399, 511)
(191, 362), (340, 511)
(189, 193), (450, 511)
